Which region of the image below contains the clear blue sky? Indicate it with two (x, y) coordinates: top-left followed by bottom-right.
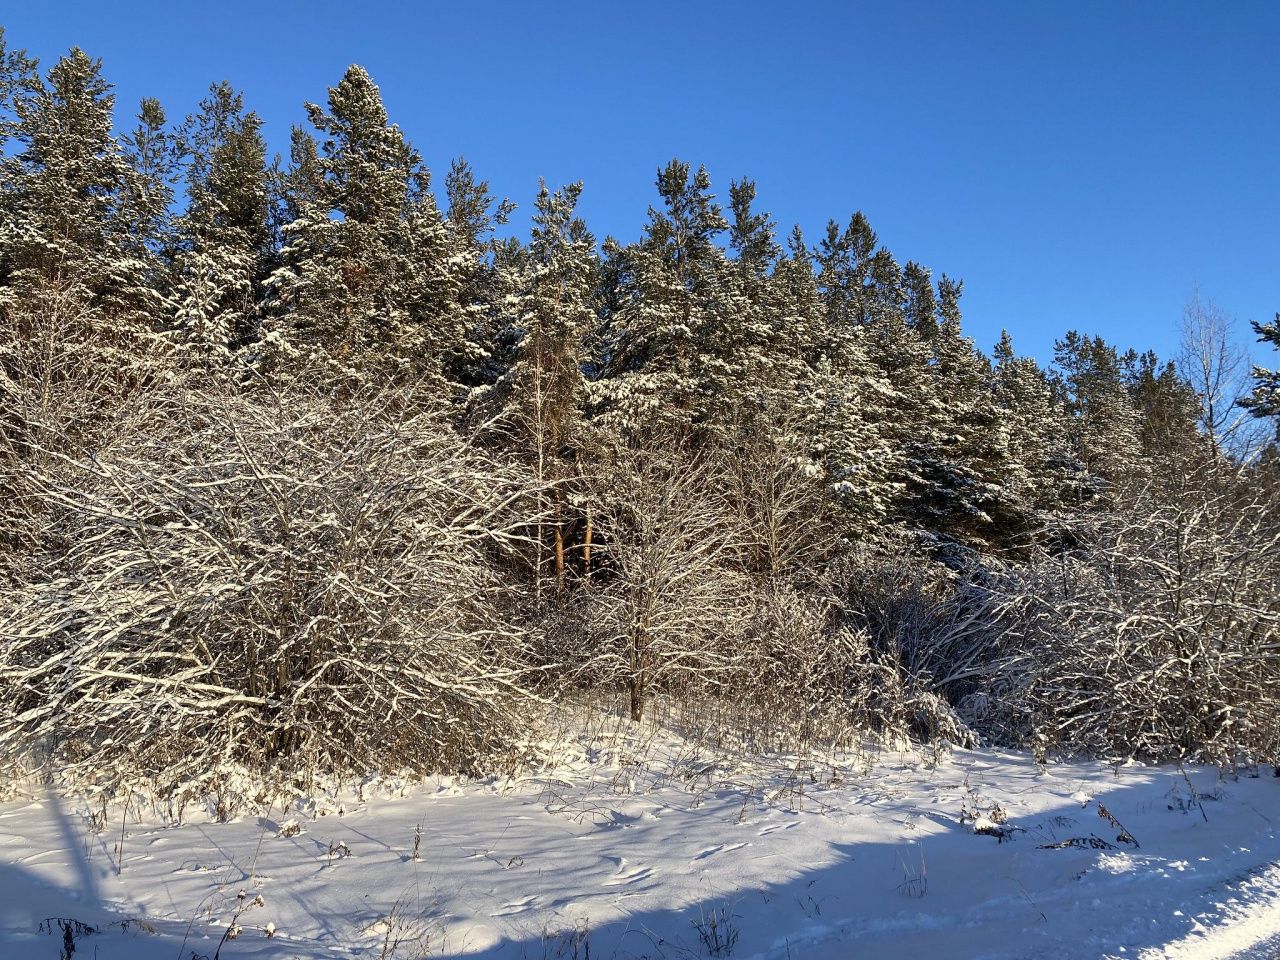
(5, 1), (1277, 364)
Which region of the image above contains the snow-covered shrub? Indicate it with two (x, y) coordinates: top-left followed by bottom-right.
(584, 445), (754, 721)
(0, 282), (169, 586)
(732, 581), (916, 750)
(0, 382), (544, 789)
(972, 485), (1280, 764)
(829, 546), (986, 747)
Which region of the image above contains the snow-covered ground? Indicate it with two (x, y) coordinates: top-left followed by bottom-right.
(1, 719), (1277, 959)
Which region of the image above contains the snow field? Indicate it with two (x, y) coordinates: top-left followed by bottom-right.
(1, 723), (1277, 959)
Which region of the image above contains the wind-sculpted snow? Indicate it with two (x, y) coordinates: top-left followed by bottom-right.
(0, 724), (1277, 959)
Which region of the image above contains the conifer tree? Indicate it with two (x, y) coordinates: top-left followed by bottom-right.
(171, 81), (273, 366)
(905, 279), (1010, 545)
(902, 261), (939, 338)
(0, 47), (163, 326)
(595, 160), (728, 437)
(773, 228), (899, 535)
(483, 182), (596, 594)
(990, 331), (1075, 535)
(700, 178), (783, 427)
(261, 65), (456, 385)
(1244, 313), (1280, 425)
(1052, 332), (1146, 496)
(1125, 350), (1205, 469)
(444, 157), (516, 388)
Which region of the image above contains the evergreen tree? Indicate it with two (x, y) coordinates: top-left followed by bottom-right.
(444, 156), (516, 388)
(698, 177), (782, 428)
(483, 182), (596, 594)
(990, 331), (1076, 535)
(1124, 349), (1205, 469)
(595, 160), (728, 437)
(171, 81), (273, 366)
(902, 261), (939, 338)
(1052, 331), (1147, 496)
(905, 281), (1008, 545)
(1243, 313), (1280, 426)
(261, 65), (457, 385)
(774, 228), (900, 536)
(0, 47), (164, 327)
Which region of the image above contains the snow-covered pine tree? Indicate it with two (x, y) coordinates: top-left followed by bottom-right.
(595, 159), (728, 439)
(1124, 349), (1207, 474)
(1052, 331), (1148, 498)
(815, 211), (905, 329)
(261, 65), (457, 386)
(0, 47), (166, 332)
(116, 96), (180, 319)
(697, 177), (784, 429)
(1243, 313), (1280, 426)
(170, 81), (273, 369)
(902, 261), (939, 340)
(811, 212), (965, 542)
(770, 227), (900, 538)
(481, 181), (597, 595)
(990, 330), (1076, 539)
(444, 157), (516, 389)
(902, 276), (1011, 547)
(0, 44), (174, 448)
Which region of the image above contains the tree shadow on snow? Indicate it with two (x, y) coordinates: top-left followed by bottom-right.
(456, 762), (1278, 960)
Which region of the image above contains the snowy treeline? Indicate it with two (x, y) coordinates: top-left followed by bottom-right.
(1, 33), (1278, 792)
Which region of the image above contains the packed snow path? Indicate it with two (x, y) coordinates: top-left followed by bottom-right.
(1, 740), (1277, 959)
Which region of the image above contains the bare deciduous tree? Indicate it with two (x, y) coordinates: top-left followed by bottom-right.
(1176, 290), (1265, 458)
(588, 445), (752, 722)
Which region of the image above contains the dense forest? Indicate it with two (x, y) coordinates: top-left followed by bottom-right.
(1, 31), (1278, 796)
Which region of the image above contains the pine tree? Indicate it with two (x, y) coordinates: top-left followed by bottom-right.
(1244, 313), (1280, 425)
(1125, 349), (1205, 469)
(0, 47), (163, 326)
(1052, 332), (1146, 496)
(991, 330), (1076, 535)
(908, 280), (1007, 544)
(482, 182), (596, 594)
(595, 160), (728, 437)
(698, 178), (782, 428)
(444, 156), (516, 389)
(171, 81), (273, 366)
(261, 65), (456, 385)
(0, 44), (172, 433)
(902, 261), (939, 339)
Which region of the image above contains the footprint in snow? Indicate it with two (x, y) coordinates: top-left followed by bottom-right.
(758, 822), (799, 836)
(693, 842), (749, 861)
(494, 896), (539, 916)
(601, 857), (654, 886)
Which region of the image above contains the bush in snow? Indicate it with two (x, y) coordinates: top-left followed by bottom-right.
(970, 481), (1280, 765)
(0, 381), (545, 789)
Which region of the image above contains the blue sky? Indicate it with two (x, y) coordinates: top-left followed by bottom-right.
(5, 1), (1277, 364)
